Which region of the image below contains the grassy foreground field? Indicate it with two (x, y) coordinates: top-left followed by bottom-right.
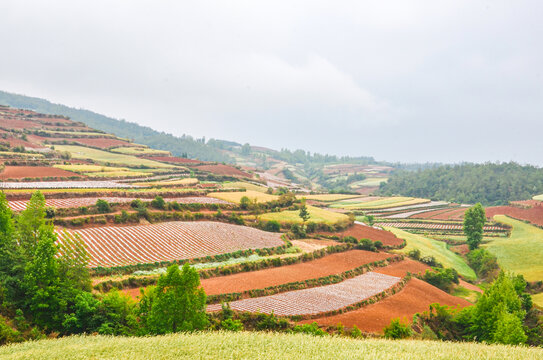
(485, 216), (543, 282)
(386, 227), (476, 280)
(1, 332), (540, 360)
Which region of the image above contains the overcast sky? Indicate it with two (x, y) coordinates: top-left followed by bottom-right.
(1, 1), (542, 165)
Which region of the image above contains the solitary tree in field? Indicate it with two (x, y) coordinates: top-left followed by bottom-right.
(299, 199), (310, 230)
(463, 203), (486, 250)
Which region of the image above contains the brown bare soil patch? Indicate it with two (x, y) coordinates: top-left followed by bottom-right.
(290, 239), (340, 252)
(0, 166), (81, 179)
(374, 259), (430, 277)
(0, 118), (40, 129)
(3, 137), (42, 149)
(451, 244), (469, 255)
(306, 278), (470, 333)
(486, 205), (543, 227)
(194, 164), (252, 178)
(510, 200), (543, 208)
(354, 186), (379, 195)
(318, 223), (403, 247)
(412, 207), (467, 221)
(458, 279), (482, 293)
(201, 250), (393, 296)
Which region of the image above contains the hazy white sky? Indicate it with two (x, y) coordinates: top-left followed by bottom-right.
(1, 1), (542, 164)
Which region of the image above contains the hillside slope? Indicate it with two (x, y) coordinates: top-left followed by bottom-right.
(0, 90), (231, 163)
(0, 332), (540, 360)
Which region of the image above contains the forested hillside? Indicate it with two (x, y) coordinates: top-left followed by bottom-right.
(0, 91), (232, 162)
(378, 162), (543, 205)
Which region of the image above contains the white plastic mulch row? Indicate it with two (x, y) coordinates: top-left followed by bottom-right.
(8, 196), (230, 211)
(0, 180), (137, 189)
(367, 201), (448, 214)
(56, 221), (284, 268)
(207, 272), (400, 316)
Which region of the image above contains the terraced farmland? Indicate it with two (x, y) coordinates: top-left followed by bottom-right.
(56, 221), (284, 267)
(208, 190), (278, 204)
(0, 180), (136, 189)
(330, 196), (429, 210)
(259, 205), (350, 226)
(207, 272), (400, 316)
(8, 196), (229, 211)
(377, 222), (506, 232)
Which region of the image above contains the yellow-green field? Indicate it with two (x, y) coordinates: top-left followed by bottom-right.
(222, 181), (269, 193)
(299, 194), (360, 202)
(533, 292), (543, 308)
(350, 177), (388, 188)
(110, 146), (170, 156)
(386, 227), (476, 280)
(0, 151), (44, 158)
(259, 205), (350, 226)
(54, 165), (132, 173)
(484, 216), (543, 282)
(0, 332), (540, 360)
(52, 145), (175, 168)
(208, 190), (278, 204)
(533, 194), (543, 201)
(331, 196), (429, 210)
(85, 171), (149, 178)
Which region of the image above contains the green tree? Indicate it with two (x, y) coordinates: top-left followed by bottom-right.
(463, 203), (486, 250)
(239, 196), (251, 210)
(95, 199), (111, 214)
(16, 191), (46, 257)
(299, 199), (310, 224)
(383, 318), (412, 339)
(140, 264), (208, 334)
(150, 196), (165, 210)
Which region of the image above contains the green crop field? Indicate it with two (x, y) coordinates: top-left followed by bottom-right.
(259, 205), (350, 226)
(222, 181), (269, 193)
(208, 190), (278, 204)
(0, 151), (44, 158)
(331, 196), (429, 210)
(110, 146), (170, 156)
(85, 170), (149, 178)
(300, 194), (360, 202)
(386, 227), (476, 280)
(0, 332), (540, 360)
(52, 145), (175, 168)
(350, 177), (388, 188)
(54, 165), (132, 173)
(484, 216), (543, 282)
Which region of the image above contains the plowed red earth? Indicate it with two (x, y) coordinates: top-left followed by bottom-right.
(0, 166), (81, 179)
(193, 164), (252, 178)
(485, 205), (543, 226)
(411, 207), (467, 221)
(122, 250), (393, 299)
(373, 259), (430, 277)
(510, 200), (543, 208)
(318, 223), (403, 247)
(305, 278), (470, 333)
(4, 137), (42, 148)
(143, 156), (203, 164)
(201, 250), (393, 296)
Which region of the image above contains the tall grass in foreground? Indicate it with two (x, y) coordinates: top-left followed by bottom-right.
(0, 332), (541, 360)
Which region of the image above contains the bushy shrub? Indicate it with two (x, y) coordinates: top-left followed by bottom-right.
(255, 313), (290, 331)
(408, 248), (421, 261)
(383, 318), (412, 339)
(221, 318), (244, 332)
(228, 213), (245, 225)
(263, 220), (281, 232)
(420, 256), (441, 268)
(150, 196), (165, 210)
(96, 199), (111, 214)
(422, 268), (459, 292)
(357, 238), (377, 252)
(291, 322), (327, 336)
(467, 249), (499, 279)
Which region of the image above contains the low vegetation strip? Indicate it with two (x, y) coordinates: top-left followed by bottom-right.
(208, 190), (277, 204)
(56, 221), (285, 268)
(259, 205), (350, 226)
(207, 272), (400, 316)
(486, 215), (543, 282)
(307, 278), (471, 333)
(385, 227), (476, 280)
(1, 332), (540, 360)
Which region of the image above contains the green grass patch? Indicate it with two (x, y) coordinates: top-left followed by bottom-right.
(331, 196), (428, 210)
(484, 216), (543, 282)
(208, 190), (278, 204)
(260, 205), (350, 226)
(300, 194), (360, 202)
(222, 181), (269, 193)
(385, 227), (476, 280)
(350, 177), (388, 188)
(0, 332), (540, 360)
(0, 151), (44, 157)
(52, 145), (175, 168)
(533, 293), (543, 308)
(533, 194), (543, 201)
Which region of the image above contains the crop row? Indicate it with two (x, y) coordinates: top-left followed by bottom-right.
(0, 180), (137, 189)
(206, 271), (400, 316)
(376, 222), (507, 231)
(8, 196), (230, 211)
(56, 221), (285, 268)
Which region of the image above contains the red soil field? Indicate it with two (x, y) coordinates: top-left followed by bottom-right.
(144, 156), (203, 164)
(486, 205), (543, 227)
(373, 259), (430, 277)
(411, 207), (467, 221)
(0, 118), (40, 129)
(306, 278), (470, 333)
(193, 164), (252, 178)
(70, 138), (134, 149)
(318, 223), (403, 247)
(0, 166), (81, 180)
(2, 137), (43, 149)
(201, 250), (394, 296)
(510, 200), (543, 208)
